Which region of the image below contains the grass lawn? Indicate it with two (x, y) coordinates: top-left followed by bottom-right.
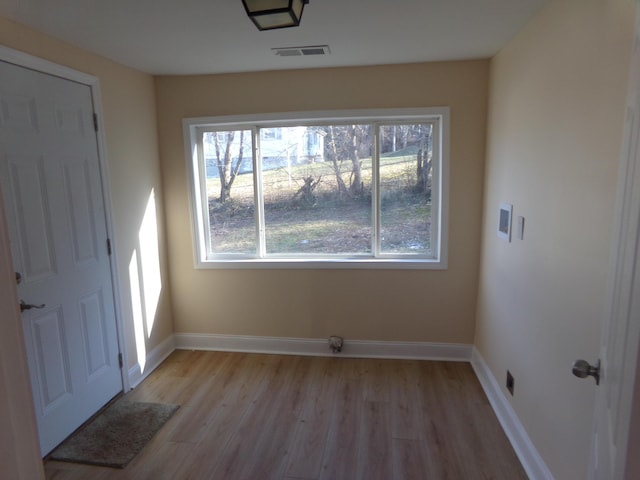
(206, 155), (432, 255)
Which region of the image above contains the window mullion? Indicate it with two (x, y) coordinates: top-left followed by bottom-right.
(372, 123), (380, 257)
(196, 128), (212, 260)
(252, 126), (266, 257)
(430, 120), (440, 260)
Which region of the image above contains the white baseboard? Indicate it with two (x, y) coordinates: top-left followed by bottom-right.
(471, 347), (554, 480)
(127, 335), (176, 389)
(174, 333), (472, 361)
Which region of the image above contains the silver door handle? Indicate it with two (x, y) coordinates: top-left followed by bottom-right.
(20, 300), (45, 312)
(572, 359), (600, 385)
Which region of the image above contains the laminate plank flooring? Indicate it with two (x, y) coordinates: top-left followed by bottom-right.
(44, 351), (527, 480)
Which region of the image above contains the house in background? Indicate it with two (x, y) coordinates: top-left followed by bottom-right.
(1, 0), (639, 478)
(258, 127), (325, 166)
(204, 126), (325, 177)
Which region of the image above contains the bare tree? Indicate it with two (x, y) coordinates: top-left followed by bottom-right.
(346, 125), (364, 196)
(208, 130), (247, 202)
(414, 124), (432, 195)
(326, 125), (350, 199)
(324, 124), (370, 198)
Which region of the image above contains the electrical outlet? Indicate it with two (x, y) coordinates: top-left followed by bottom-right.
(506, 370), (515, 396)
(328, 335), (343, 353)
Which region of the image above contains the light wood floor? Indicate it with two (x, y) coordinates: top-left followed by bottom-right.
(44, 350), (527, 480)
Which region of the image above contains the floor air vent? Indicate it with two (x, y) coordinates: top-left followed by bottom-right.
(272, 45), (331, 57)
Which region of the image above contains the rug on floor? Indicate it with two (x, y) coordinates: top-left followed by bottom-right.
(49, 400), (180, 469)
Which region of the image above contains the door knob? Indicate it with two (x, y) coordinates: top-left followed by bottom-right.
(19, 300), (45, 312)
(572, 359), (600, 385)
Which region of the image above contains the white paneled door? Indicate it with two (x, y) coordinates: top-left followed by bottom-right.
(588, 12), (640, 480)
(0, 60), (122, 455)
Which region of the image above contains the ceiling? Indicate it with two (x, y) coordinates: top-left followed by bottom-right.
(0, 0), (548, 76)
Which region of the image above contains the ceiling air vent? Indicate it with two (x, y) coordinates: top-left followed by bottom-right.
(272, 45), (331, 57)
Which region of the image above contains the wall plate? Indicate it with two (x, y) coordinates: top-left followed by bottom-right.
(498, 203), (513, 241)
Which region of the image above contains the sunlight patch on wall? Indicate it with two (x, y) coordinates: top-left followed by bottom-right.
(138, 189), (162, 336)
(129, 251), (146, 372)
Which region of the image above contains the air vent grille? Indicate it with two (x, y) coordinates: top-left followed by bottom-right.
(301, 47), (327, 55)
(272, 45), (331, 57)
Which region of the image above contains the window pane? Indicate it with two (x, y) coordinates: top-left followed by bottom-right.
(203, 129), (256, 254)
(261, 125), (372, 255)
(378, 124), (432, 255)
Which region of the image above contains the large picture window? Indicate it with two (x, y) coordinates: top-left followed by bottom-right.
(183, 108), (449, 268)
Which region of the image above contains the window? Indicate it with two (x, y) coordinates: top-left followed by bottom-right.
(184, 108), (449, 268)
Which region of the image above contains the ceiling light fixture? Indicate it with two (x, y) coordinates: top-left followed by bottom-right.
(242, 0), (310, 31)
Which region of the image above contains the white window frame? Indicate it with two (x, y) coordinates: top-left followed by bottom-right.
(183, 108), (449, 269)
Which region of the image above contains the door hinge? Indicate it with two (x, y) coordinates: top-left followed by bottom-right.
(118, 353), (123, 369)
(107, 238), (112, 256)
(93, 113), (98, 132)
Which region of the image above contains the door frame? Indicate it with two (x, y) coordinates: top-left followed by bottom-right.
(0, 45), (130, 393)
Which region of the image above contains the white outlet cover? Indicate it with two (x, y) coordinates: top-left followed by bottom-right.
(517, 216), (525, 240)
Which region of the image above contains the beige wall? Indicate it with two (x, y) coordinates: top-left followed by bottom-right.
(475, 0), (635, 478)
(155, 61), (488, 343)
(0, 17), (174, 373)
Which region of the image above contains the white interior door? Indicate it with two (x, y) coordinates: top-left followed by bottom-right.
(588, 12), (640, 480)
(0, 60), (122, 456)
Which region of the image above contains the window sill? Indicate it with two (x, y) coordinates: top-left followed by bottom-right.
(195, 258), (447, 270)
